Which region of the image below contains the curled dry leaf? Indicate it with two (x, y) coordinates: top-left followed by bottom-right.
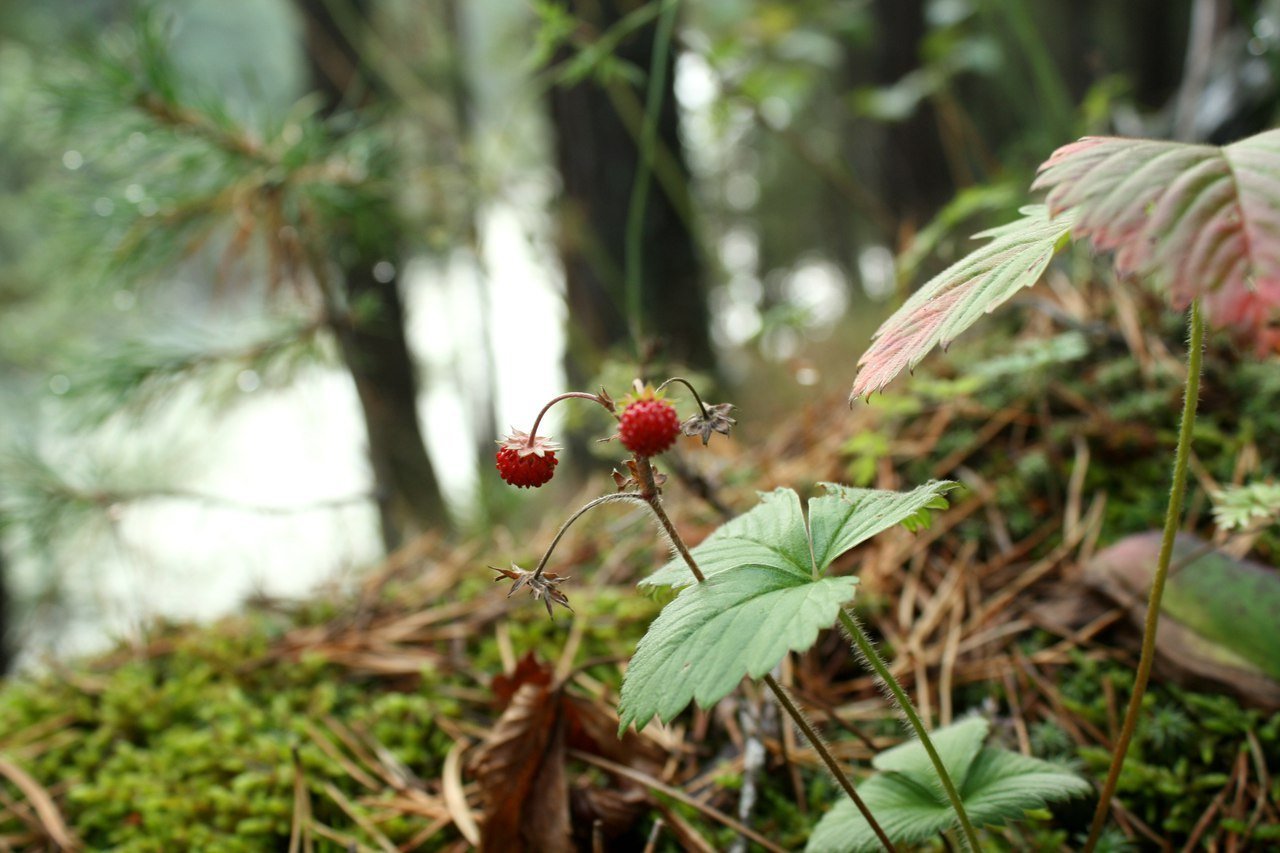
(471, 653), (665, 852)
(471, 679), (573, 853)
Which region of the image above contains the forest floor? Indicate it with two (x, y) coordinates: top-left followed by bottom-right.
(2, 279), (1279, 851)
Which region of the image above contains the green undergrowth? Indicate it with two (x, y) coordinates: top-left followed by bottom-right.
(834, 309), (1280, 847)
(1032, 646), (1280, 845)
(0, 585), (659, 850)
(2, 310), (1277, 849)
(850, 316), (1280, 562)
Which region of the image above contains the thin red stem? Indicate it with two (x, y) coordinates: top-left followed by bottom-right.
(526, 392), (614, 444)
(656, 376), (711, 418)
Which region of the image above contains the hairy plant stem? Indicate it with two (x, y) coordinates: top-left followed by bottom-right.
(638, 452), (894, 851)
(634, 456), (705, 583)
(838, 610), (981, 852)
(531, 493), (647, 580)
(1083, 299), (1204, 852)
(762, 673), (898, 852)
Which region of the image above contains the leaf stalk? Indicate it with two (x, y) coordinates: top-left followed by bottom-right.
(1083, 298), (1204, 851)
(531, 493), (647, 580)
(655, 375), (711, 418)
(838, 609), (982, 851)
(762, 673), (898, 852)
(526, 391), (615, 446)
(647, 470), (894, 850)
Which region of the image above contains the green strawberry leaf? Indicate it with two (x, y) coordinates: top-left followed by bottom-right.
(807, 718), (1092, 852)
(642, 481), (957, 588)
(618, 567), (859, 732)
(640, 488), (811, 588)
(620, 482), (956, 732)
(808, 482), (958, 571)
(873, 715), (988, 793)
(958, 747), (1092, 823)
(809, 773), (959, 851)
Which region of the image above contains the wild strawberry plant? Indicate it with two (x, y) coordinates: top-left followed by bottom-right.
(852, 127), (1280, 851)
(617, 481), (954, 732)
(491, 377), (1088, 851)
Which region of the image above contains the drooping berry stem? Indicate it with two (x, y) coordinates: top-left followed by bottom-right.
(655, 376), (711, 419)
(531, 492), (647, 581)
(1083, 298), (1205, 852)
(526, 392), (615, 446)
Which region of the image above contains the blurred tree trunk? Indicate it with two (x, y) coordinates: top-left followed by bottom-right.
(0, 544), (8, 673)
(294, 0), (447, 548)
(865, 0), (954, 228)
(547, 0), (712, 383)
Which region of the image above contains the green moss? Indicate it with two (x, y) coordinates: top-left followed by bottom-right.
(1050, 650), (1280, 841)
(0, 578), (659, 849)
(2, 617), (429, 848)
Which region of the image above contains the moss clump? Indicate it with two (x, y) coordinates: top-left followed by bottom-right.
(0, 581), (659, 849)
(1, 616), (440, 849)
(1052, 651), (1280, 842)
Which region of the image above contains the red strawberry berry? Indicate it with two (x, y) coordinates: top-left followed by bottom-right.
(619, 391), (681, 457)
(495, 430), (560, 488)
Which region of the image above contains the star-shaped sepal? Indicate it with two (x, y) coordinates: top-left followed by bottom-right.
(491, 564), (573, 619)
(681, 402), (736, 445)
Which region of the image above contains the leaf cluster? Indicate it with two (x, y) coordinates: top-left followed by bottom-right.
(1212, 481), (1280, 532)
(853, 129), (1280, 399)
(619, 481), (956, 732)
(806, 717), (1090, 852)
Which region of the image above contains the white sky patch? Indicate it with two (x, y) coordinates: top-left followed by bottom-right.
(481, 203), (565, 436)
(675, 52), (718, 112)
(783, 258), (849, 332)
(859, 245), (897, 301)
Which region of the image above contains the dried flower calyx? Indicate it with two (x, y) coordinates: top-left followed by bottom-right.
(491, 564), (572, 619)
(611, 459), (667, 493)
(681, 402), (736, 445)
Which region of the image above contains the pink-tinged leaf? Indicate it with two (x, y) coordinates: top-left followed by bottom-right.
(1032, 130), (1280, 330)
(852, 130), (1280, 400)
(850, 205), (1075, 400)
